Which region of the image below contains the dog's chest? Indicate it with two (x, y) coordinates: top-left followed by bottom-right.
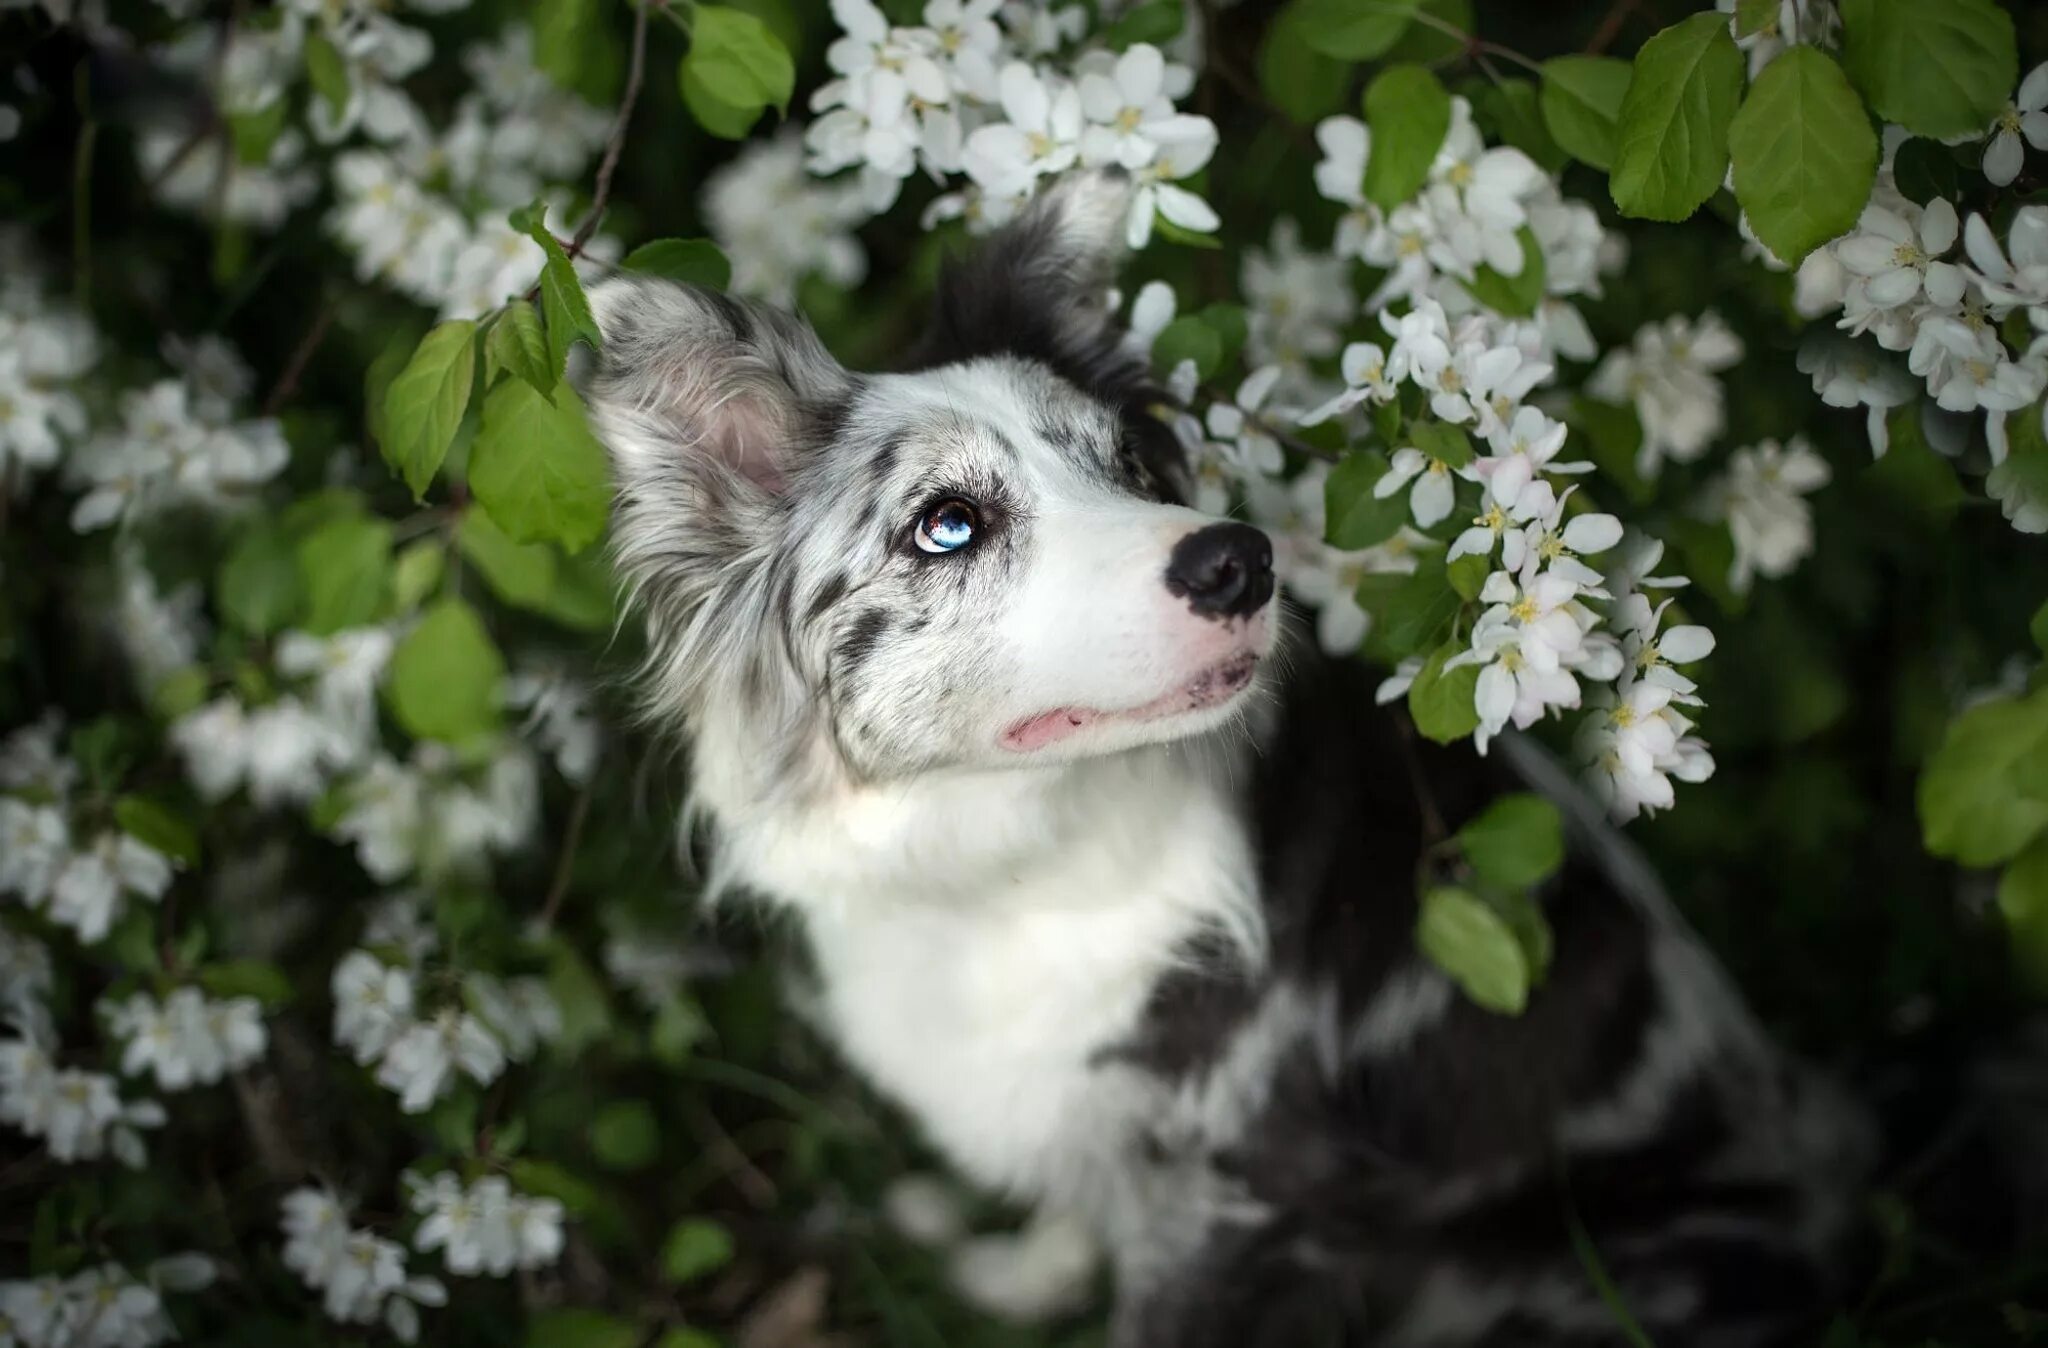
(756, 766), (1262, 1206)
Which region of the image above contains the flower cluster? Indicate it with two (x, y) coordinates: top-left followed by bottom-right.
(704, 131), (871, 306)
(0, 929), (165, 1170)
(101, 988), (267, 1092)
(0, 1255), (215, 1348)
(1773, 64), (2048, 535)
(331, 940), (558, 1114)
(329, 740), (541, 883)
(0, 240), (97, 488)
(404, 1170), (567, 1276)
(281, 1188), (448, 1344)
(803, 0), (1218, 247)
(0, 720), (178, 944)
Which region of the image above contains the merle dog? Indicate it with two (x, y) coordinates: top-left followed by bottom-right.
(578, 173), (1873, 1346)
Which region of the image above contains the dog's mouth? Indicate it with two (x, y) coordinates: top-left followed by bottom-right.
(999, 651), (1262, 754)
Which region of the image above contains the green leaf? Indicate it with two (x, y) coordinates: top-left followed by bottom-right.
(1728, 47), (1877, 266)
(1101, 0), (1186, 50)
(1998, 833), (2048, 993)
(458, 507), (560, 610)
(229, 101), (287, 167)
(1362, 65), (1452, 213)
(1839, 0), (2016, 141)
(385, 598), (506, 745)
(1446, 550), (1490, 602)
(485, 304), (557, 400)
(620, 238), (734, 290)
(1917, 689), (2048, 866)
(1409, 419), (1473, 469)
(681, 6), (795, 139)
(1417, 885), (1529, 1014)
(1362, 552), (1461, 660)
(1565, 397), (1650, 504)
(1732, 0), (1778, 38)
(1610, 13), (1745, 222)
(1294, 0), (1417, 60)
(546, 939), (614, 1054)
(1326, 450), (1411, 551)
(2030, 597), (2048, 657)
(1407, 638), (1481, 743)
(1457, 793), (1566, 889)
(151, 668), (211, 721)
(541, 550), (619, 632)
(590, 1100), (659, 1171)
(1889, 138), (1963, 206)
(1463, 227), (1547, 317)
(508, 1159), (602, 1216)
(114, 796), (199, 867)
(1382, 0), (1468, 63)
(1479, 79), (1565, 174)
(526, 1309), (641, 1348)
(197, 959), (293, 1008)
(660, 1218), (735, 1284)
(1200, 303), (1250, 368)
(469, 381), (613, 554)
(1152, 315), (1223, 381)
(217, 524), (304, 636)
(520, 220), (604, 381)
(365, 330), (421, 453)
(1258, 0), (1353, 125)
(654, 1332), (722, 1348)
(391, 539), (448, 612)
(297, 514), (394, 635)
(304, 30), (350, 120)
(1539, 56), (1631, 172)
(651, 996), (709, 1066)
(1863, 407), (1964, 525)
(382, 320), (479, 500)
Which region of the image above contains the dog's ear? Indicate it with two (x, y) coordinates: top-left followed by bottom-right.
(911, 170), (1145, 398)
(582, 278), (853, 500)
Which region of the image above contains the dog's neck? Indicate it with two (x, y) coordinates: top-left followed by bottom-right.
(685, 709), (1270, 1204)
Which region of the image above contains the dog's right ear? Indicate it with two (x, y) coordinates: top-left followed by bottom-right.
(581, 278), (853, 501)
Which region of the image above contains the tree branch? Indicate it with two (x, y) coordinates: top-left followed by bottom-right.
(263, 305), (336, 416)
(1585, 0), (1644, 54)
(569, 0), (653, 256)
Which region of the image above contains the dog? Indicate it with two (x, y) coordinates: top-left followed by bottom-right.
(579, 172), (1874, 1346)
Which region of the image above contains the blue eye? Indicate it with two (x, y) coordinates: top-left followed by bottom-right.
(914, 498), (979, 554)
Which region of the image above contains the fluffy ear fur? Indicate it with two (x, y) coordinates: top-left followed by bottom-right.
(579, 278), (852, 730)
(583, 278), (854, 498)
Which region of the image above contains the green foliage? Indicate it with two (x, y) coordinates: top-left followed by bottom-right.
(382, 320), (478, 499)
(1325, 451), (1409, 550)
(1259, 1), (1352, 124)
(621, 238), (734, 290)
(1417, 885), (1531, 1013)
(1151, 315), (1224, 381)
(459, 507), (560, 610)
(303, 30), (350, 120)
(196, 959), (295, 1007)
(527, 1309), (642, 1348)
(1293, 0), (1419, 60)
(218, 524), (305, 635)
(114, 795), (200, 867)
(1463, 228), (1546, 317)
(1362, 65), (1452, 213)
(660, 1218), (736, 1284)
(520, 213), (605, 381)
(1839, 0), (2017, 141)
(470, 381), (613, 554)
(1457, 793), (1565, 890)
(1917, 689), (2048, 868)
(1728, 48), (1877, 266)
(1611, 13), (1744, 222)
(1408, 639), (1481, 743)
(1100, 0), (1185, 50)
(297, 513), (394, 635)
(385, 598), (506, 745)
(681, 6), (796, 139)
(589, 1099), (659, 1170)
(1540, 56), (1632, 172)
(486, 304), (557, 400)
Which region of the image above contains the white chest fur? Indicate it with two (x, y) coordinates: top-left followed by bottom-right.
(701, 739), (1264, 1208)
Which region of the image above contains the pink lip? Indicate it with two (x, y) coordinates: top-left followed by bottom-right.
(1000, 652), (1261, 753)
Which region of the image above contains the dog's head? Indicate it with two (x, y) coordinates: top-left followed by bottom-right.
(582, 172), (1279, 785)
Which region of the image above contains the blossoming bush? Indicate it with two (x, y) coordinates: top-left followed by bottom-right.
(2, 0), (2047, 1343)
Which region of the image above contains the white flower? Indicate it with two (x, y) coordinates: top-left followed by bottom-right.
(1301, 341), (1397, 425)
(0, 799), (69, 907)
(1617, 596), (1716, 699)
(1471, 405), (1585, 507)
(282, 1187), (352, 1287)
(1202, 366), (1287, 479)
(1834, 199), (1966, 312)
(0, 1037), (162, 1168)
(1983, 62), (2048, 188)
(0, 929), (53, 1043)
(48, 831), (175, 944)
(1077, 44), (1182, 169)
(706, 132), (869, 307)
(409, 1172), (566, 1276)
(464, 974), (561, 1062)
(1500, 484), (1622, 589)
(375, 1009), (506, 1113)
(1795, 333), (1917, 457)
(503, 668), (601, 784)
(321, 1231), (405, 1323)
(962, 63), (1082, 200)
(1963, 208), (2048, 318)
(1375, 443), (1460, 528)
(1908, 315), (2045, 415)
(1312, 115), (1377, 258)
(1427, 98), (1546, 278)
(332, 950), (416, 1065)
(105, 988), (265, 1091)
(1125, 115), (1220, 248)
(276, 626), (395, 745)
(1588, 312), (1744, 476)
(0, 713), (77, 795)
(1241, 218), (1354, 382)
(1706, 436), (1832, 593)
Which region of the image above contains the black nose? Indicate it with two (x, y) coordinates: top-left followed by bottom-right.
(1165, 523), (1275, 620)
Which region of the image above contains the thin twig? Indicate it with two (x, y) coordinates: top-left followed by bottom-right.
(538, 783), (593, 929)
(569, 0), (652, 256)
(683, 1102), (780, 1209)
(1585, 0), (1644, 54)
(262, 305), (336, 416)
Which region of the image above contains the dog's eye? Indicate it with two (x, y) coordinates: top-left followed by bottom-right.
(913, 498), (979, 554)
